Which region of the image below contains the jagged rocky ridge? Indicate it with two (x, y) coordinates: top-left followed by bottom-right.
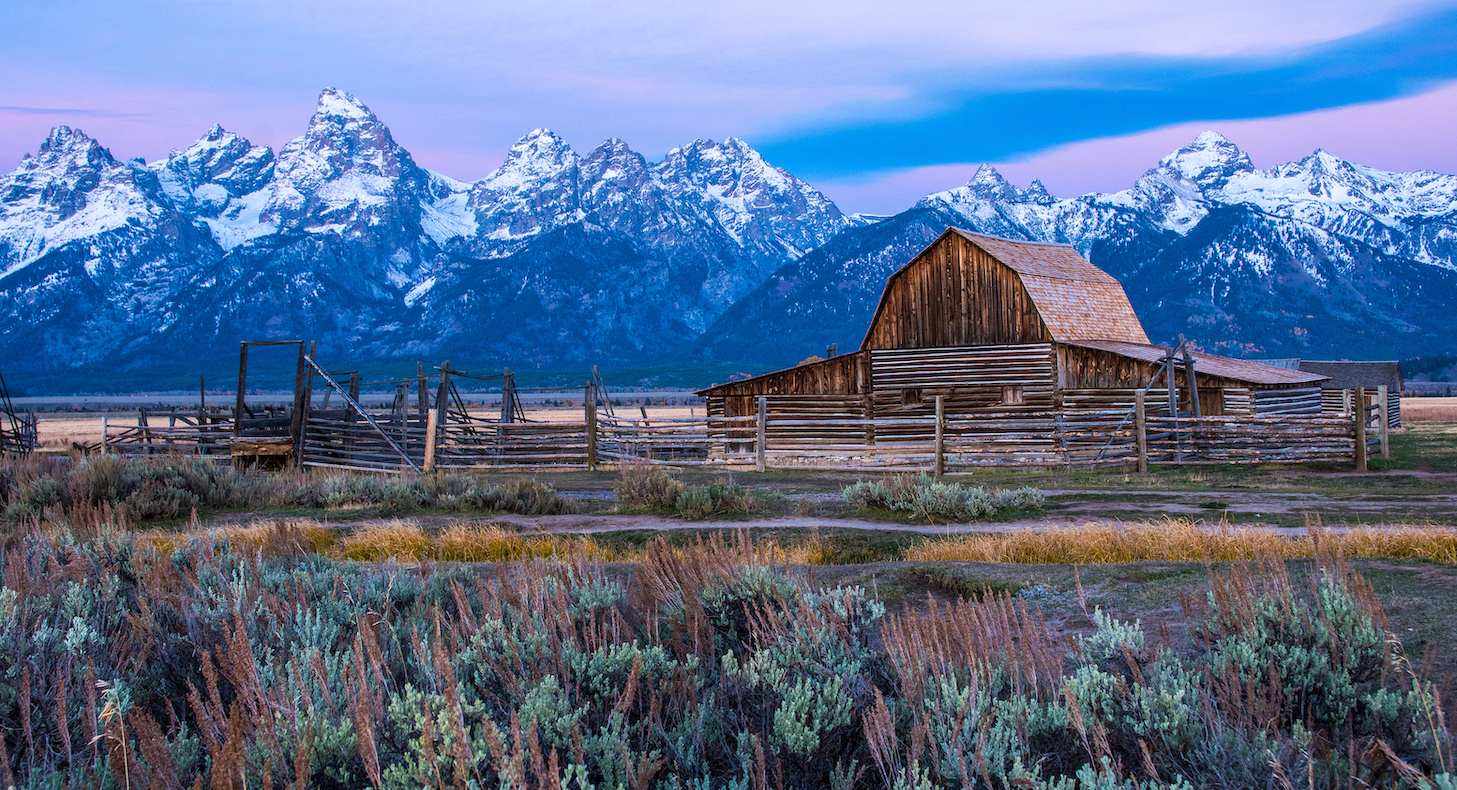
(694, 132), (1457, 365)
(2, 93), (1456, 386)
(0, 88), (849, 376)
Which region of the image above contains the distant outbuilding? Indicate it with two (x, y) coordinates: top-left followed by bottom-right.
(1253, 359), (1403, 428)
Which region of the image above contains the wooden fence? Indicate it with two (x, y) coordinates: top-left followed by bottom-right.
(0, 412), (37, 455)
(100, 409), (233, 458)
(96, 388), (1390, 475)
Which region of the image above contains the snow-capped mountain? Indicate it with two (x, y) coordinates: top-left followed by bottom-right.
(0, 88), (850, 380)
(3, 94), (1456, 389)
(695, 132), (1457, 364)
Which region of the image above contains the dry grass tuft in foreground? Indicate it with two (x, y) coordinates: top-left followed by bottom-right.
(336, 521), (613, 562)
(140, 517), (338, 557)
(906, 517), (1457, 565)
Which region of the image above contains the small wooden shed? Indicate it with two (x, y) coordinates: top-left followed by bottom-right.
(698, 228), (1327, 421)
(1254, 359), (1403, 427)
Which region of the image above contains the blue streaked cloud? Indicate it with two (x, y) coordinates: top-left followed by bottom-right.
(759, 4), (1457, 177)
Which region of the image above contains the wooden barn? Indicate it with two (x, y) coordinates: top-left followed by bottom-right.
(698, 228), (1328, 425)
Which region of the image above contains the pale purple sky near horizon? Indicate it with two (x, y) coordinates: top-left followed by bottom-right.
(3, 0), (1455, 215)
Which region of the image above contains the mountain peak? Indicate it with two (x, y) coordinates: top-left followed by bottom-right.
(499, 129), (578, 172)
(37, 126), (110, 160)
(159, 124), (274, 199)
(1024, 179), (1056, 204)
(314, 87), (375, 123)
(1159, 131), (1254, 188)
(961, 164), (1022, 201)
(512, 128), (575, 158)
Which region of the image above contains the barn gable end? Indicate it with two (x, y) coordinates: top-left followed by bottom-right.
(859, 229), (1149, 351)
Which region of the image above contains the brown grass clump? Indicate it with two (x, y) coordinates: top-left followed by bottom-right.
(905, 518), (1457, 565)
(138, 518), (338, 558)
(336, 521), (432, 561)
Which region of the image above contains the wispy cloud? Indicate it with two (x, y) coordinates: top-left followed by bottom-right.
(759, 4), (1457, 177)
(0, 106), (139, 118)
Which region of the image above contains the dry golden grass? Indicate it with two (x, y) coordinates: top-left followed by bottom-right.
(905, 519), (1457, 565)
(336, 520), (614, 562)
(1402, 397), (1457, 423)
(139, 518), (338, 557)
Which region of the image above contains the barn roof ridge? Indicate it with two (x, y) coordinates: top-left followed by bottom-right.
(950, 228), (1119, 285)
(950, 229), (1076, 249)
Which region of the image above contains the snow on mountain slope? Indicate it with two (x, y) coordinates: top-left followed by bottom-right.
(0, 87), (856, 375)
(0, 127), (184, 277)
(153, 125), (275, 216)
(700, 132), (1457, 364)
(921, 131), (1457, 274)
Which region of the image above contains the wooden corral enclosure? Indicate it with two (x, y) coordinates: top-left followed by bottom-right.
(101, 347), (716, 474)
(697, 228), (1383, 469)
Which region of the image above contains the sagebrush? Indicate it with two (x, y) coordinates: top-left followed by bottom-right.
(0, 454), (574, 524)
(844, 473), (1045, 521)
(0, 524), (1451, 788)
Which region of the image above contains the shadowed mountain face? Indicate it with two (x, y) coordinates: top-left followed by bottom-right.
(0, 88), (849, 378)
(693, 132), (1457, 366)
(2, 100), (1455, 390)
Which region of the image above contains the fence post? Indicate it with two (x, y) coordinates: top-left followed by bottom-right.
(235, 342), (248, 439)
(586, 384), (598, 471)
(423, 408), (438, 473)
(100, 415), (108, 454)
(934, 395), (945, 479)
(1354, 386), (1368, 472)
(1378, 384), (1390, 459)
(756, 396), (767, 473)
(140, 409), (152, 456)
(296, 340), (316, 469)
(1135, 389), (1148, 473)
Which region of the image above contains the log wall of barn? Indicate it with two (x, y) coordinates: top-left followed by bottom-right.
(861, 235), (1052, 350)
(867, 344), (1056, 418)
(702, 353), (865, 418)
(1253, 387), (1324, 415)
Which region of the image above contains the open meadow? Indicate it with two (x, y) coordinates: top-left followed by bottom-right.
(3, 404), (1457, 788)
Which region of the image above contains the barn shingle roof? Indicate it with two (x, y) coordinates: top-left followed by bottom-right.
(952, 230), (1150, 345)
(1296, 361), (1403, 390)
(1249, 360), (1404, 390)
(1069, 340), (1329, 386)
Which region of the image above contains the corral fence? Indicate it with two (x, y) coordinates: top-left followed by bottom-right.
(95, 356), (1391, 475)
(0, 412), (37, 456)
(98, 407), (233, 459)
